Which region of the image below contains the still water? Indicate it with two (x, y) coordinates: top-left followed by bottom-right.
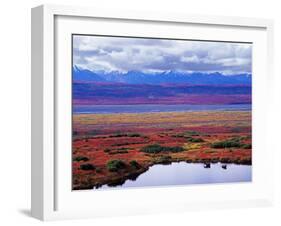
(98, 162), (252, 189)
(74, 104), (251, 114)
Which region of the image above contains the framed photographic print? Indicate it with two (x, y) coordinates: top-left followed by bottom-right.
(31, 4), (274, 221)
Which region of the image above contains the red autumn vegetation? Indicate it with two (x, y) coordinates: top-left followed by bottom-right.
(72, 111), (251, 190)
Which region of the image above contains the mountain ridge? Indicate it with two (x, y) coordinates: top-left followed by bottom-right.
(73, 66), (252, 85)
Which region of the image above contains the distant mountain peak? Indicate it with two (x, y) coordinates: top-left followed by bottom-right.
(73, 66), (251, 85)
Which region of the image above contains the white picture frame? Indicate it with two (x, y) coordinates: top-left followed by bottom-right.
(31, 4), (274, 221)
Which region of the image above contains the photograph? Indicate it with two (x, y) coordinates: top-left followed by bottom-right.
(72, 35), (252, 190)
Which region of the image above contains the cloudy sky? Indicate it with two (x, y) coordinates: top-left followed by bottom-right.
(73, 35), (252, 75)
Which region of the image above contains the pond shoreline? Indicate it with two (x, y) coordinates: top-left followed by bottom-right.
(73, 158), (252, 190)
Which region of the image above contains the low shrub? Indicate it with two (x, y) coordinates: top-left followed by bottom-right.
(95, 167), (102, 173)
(111, 142), (131, 146)
(109, 133), (142, 138)
(80, 163), (95, 170)
(171, 134), (185, 138)
(109, 150), (129, 155)
(117, 147), (130, 151)
(109, 133), (126, 138)
(73, 156), (89, 162)
(107, 160), (126, 172)
(127, 133), (142, 137)
(184, 130), (202, 136)
(211, 140), (243, 148)
(172, 131), (202, 138)
(186, 137), (204, 143)
(165, 146), (184, 152)
(129, 160), (140, 169)
(140, 144), (184, 154)
(242, 144), (252, 149)
(140, 144), (166, 153)
(153, 155), (172, 164)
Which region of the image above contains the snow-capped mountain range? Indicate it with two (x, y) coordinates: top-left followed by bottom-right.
(73, 66), (251, 85)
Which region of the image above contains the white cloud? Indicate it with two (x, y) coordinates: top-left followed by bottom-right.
(73, 35), (252, 75)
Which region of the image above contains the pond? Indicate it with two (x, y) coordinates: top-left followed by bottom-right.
(97, 162), (252, 190)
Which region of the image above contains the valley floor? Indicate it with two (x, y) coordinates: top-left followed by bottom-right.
(72, 111), (252, 190)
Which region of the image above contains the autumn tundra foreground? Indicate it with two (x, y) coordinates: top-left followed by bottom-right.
(72, 110), (251, 190)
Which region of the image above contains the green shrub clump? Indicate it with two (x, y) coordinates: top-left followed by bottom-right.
(140, 144), (184, 154)
(109, 133), (142, 138)
(211, 140), (243, 148)
(107, 160), (126, 172)
(73, 156), (89, 162)
(129, 160), (140, 169)
(172, 131), (202, 138)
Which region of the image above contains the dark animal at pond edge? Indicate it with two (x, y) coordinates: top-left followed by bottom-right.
(222, 164), (227, 170)
(204, 162), (211, 168)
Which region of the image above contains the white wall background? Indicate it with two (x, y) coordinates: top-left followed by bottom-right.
(0, 0), (280, 225)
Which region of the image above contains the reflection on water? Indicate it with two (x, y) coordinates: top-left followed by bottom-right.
(98, 162), (252, 190)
